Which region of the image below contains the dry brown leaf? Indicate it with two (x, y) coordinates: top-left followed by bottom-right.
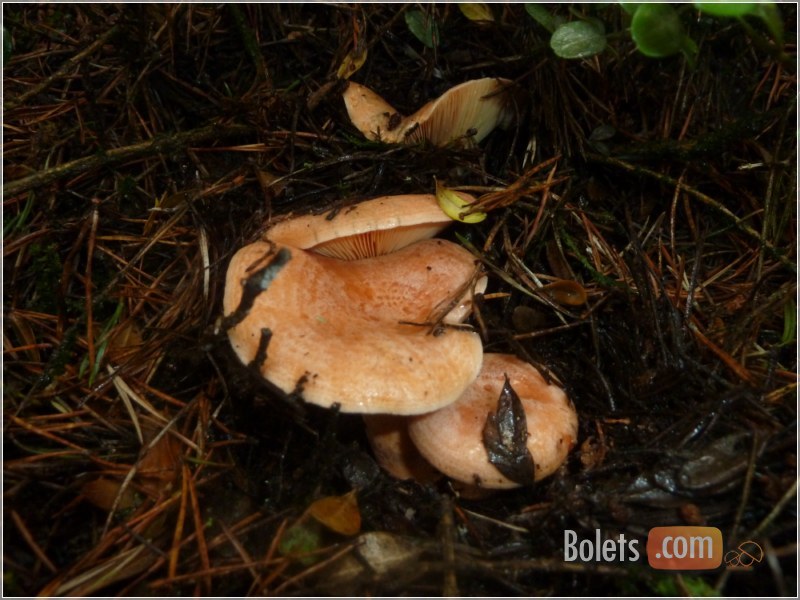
(540, 279), (588, 306)
(306, 490), (361, 536)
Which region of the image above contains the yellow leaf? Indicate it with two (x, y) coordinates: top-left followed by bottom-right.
(307, 490), (361, 536)
(436, 180), (487, 224)
(459, 3), (494, 22)
(337, 48), (367, 80)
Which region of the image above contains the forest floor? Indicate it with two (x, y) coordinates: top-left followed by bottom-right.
(3, 4), (797, 596)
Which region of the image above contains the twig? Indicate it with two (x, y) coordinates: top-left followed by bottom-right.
(10, 510), (58, 573)
(3, 123), (251, 199)
(5, 25), (120, 110)
(187, 467), (212, 594)
(749, 477), (799, 539)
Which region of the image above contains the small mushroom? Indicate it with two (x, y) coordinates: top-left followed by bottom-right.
(407, 353), (578, 489)
(362, 414), (442, 483)
(223, 239), (484, 414)
(343, 78), (516, 147)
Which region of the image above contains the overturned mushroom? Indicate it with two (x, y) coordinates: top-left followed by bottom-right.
(223, 238), (484, 414)
(266, 193), (472, 261)
(343, 78), (517, 147)
(265, 192), (487, 324)
(407, 353), (578, 489)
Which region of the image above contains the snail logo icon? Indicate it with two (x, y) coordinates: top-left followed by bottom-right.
(724, 541), (764, 568)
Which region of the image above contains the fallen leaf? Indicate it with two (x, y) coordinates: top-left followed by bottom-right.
(336, 47), (367, 80)
(459, 3), (494, 22)
(80, 477), (138, 512)
(436, 180), (486, 223)
(540, 279), (587, 306)
(482, 375), (536, 485)
(307, 489), (361, 536)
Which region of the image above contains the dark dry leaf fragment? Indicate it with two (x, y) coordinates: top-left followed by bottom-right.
(248, 327), (272, 370)
(387, 112), (402, 131)
(481, 375), (536, 485)
(222, 247), (291, 330)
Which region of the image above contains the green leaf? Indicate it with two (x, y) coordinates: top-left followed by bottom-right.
(619, 3), (642, 16)
(630, 3), (694, 58)
(3, 192), (34, 237)
(405, 9), (438, 49)
(550, 21), (607, 59)
(751, 3), (783, 47)
(279, 522), (324, 566)
(525, 4), (556, 32)
(781, 299), (796, 346)
(694, 2), (757, 17)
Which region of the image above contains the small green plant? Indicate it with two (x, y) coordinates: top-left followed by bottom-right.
(78, 300), (125, 386)
(781, 299), (796, 347)
(526, 4), (607, 59)
(651, 573), (721, 597)
(629, 3), (698, 59)
(525, 2), (786, 63)
(550, 19), (607, 59)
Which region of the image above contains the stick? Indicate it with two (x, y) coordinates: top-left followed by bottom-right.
(5, 26), (121, 110)
(3, 123), (251, 199)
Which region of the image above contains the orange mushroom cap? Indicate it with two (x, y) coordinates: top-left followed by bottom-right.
(223, 239), (484, 414)
(407, 353), (578, 488)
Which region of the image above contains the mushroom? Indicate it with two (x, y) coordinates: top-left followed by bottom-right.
(343, 78), (517, 147)
(265, 192), (487, 324)
(266, 193), (468, 261)
(407, 353), (578, 489)
(362, 414), (442, 483)
(223, 238), (484, 414)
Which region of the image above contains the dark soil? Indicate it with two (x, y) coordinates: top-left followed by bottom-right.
(3, 4), (797, 597)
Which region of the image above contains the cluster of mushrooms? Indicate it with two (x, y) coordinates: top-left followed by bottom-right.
(223, 79), (578, 494)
